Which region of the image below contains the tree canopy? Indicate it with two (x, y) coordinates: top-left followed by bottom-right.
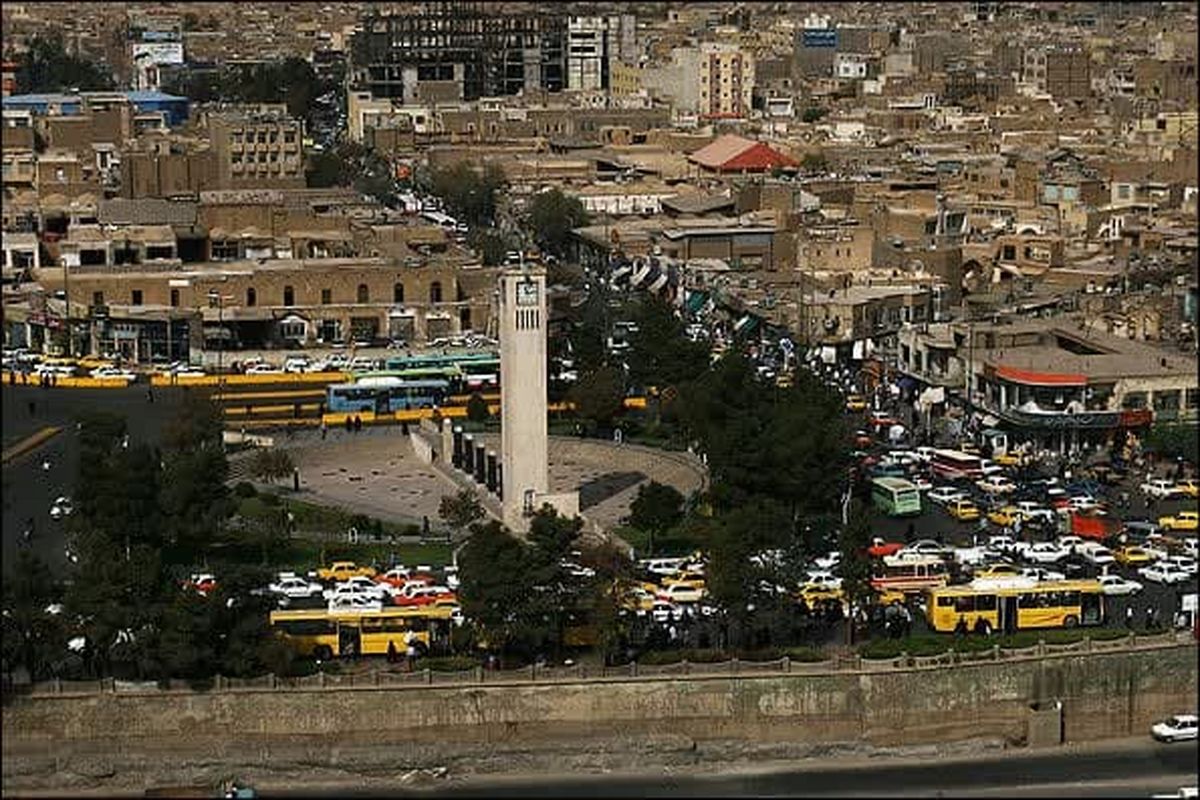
(15, 35), (115, 94)
(527, 188), (589, 258)
(429, 162), (507, 227)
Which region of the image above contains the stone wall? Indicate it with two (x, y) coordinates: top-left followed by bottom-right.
(3, 644), (1194, 792)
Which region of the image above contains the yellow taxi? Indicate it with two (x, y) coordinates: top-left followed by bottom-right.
(795, 583), (845, 606)
(946, 499), (981, 522)
(1157, 510), (1198, 533)
(845, 395), (868, 412)
(973, 563), (1022, 580)
(875, 588), (907, 606)
(1112, 546), (1155, 566)
(661, 570), (706, 590)
(1174, 480), (1198, 499)
(993, 452), (1027, 467)
(987, 506), (1024, 527)
(620, 587), (657, 613)
(315, 561), (377, 582)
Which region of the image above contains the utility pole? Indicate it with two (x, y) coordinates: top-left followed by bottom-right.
(62, 258), (72, 358)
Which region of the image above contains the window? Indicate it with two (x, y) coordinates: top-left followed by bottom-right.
(429, 281), (442, 303)
(321, 288), (332, 305)
(257, 131), (267, 144)
(211, 240), (239, 260)
(393, 282), (405, 303)
(131, 289), (143, 306)
(284, 130), (295, 144)
(283, 285), (295, 306)
(92, 291), (104, 307)
(170, 289), (179, 307)
(1001, 245), (1016, 261)
(232, 131), (243, 144)
(246, 287), (257, 307)
(269, 131), (278, 143)
(357, 283), (369, 303)
(232, 154), (242, 165)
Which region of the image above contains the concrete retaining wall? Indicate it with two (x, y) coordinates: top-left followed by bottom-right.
(3, 645), (1194, 791)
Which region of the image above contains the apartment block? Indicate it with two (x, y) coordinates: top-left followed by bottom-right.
(207, 109), (305, 190)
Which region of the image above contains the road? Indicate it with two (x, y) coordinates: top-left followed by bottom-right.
(259, 737), (1198, 798)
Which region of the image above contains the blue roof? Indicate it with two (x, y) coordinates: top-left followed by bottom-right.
(124, 91), (188, 103)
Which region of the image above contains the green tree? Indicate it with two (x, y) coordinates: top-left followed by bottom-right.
(1, 551), (64, 680)
(569, 364), (626, 432)
(469, 229), (509, 266)
(626, 481), (685, 556)
(466, 392), (491, 424)
(801, 106), (828, 123)
(158, 395), (233, 558)
(16, 35), (115, 94)
(457, 520), (532, 652)
(802, 152), (828, 173)
(625, 296), (711, 392)
(251, 448), (295, 484)
(528, 188), (590, 258)
(429, 162), (506, 226)
(438, 489), (485, 540)
(1145, 423), (1199, 463)
(836, 499), (873, 644)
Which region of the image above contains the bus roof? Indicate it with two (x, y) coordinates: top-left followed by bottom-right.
(871, 476), (918, 490)
(932, 449), (983, 461)
(928, 579), (1102, 596)
(348, 376), (451, 388)
(881, 554), (946, 567)
(270, 606), (454, 621)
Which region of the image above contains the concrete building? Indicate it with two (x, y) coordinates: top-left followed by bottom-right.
(566, 15), (636, 92)
(207, 109), (305, 190)
(698, 43), (754, 120)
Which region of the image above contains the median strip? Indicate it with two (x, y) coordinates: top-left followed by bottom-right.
(2, 426), (63, 466)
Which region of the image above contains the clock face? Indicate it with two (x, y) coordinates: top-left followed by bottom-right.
(516, 281), (539, 307)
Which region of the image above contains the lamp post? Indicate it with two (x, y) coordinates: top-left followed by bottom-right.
(208, 289), (232, 388)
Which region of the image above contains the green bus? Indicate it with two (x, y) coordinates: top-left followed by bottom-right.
(871, 477), (922, 517)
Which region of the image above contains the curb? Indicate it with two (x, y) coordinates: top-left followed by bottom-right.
(1, 426), (63, 466)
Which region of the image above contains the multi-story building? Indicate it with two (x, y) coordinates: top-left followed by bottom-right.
(698, 43), (754, 120)
(207, 108), (305, 190)
(565, 15), (636, 92)
(1043, 47), (1091, 100)
(351, 3), (567, 103)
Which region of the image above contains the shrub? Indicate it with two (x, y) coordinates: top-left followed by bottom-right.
(259, 492), (281, 507)
(421, 656), (478, 672)
(234, 481), (257, 498)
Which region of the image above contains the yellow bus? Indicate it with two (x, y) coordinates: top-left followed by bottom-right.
(925, 580), (1105, 635)
(268, 606), (454, 660)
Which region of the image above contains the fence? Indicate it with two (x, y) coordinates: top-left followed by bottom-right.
(17, 630), (1194, 699)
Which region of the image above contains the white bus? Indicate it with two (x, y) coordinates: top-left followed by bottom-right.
(931, 448), (985, 481)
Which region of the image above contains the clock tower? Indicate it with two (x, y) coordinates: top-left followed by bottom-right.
(499, 265), (549, 531)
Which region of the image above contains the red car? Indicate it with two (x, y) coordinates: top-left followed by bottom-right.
(867, 538), (904, 558)
(393, 585), (456, 607)
(183, 573), (217, 595)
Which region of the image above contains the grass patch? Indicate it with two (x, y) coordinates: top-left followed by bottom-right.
(612, 524), (705, 559)
(238, 494), (429, 538)
(273, 538), (452, 571)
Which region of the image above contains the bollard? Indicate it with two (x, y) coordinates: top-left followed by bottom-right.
(630, 661), (638, 678)
(53, 677), (62, 694)
(215, 674), (224, 691)
(730, 657), (738, 675)
(782, 656), (791, 674)
(269, 673), (277, 690)
(1084, 636), (1092, 653)
(1037, 639), (1046, 657)
(681, 659), (690, 675)
(424, 668), (432, 685)
(992, 644), (1001, 661)
(529, 664), (537, 682)
(318, 671), (326, 689)
(475, 666), (484, 684)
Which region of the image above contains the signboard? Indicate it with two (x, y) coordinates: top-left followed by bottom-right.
(132, 42), (184, 65)
(802, 29), (838, 48)
(89, 305), (109, 319)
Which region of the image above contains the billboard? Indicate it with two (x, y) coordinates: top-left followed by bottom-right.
(132, 42), (184, 65)
(802, 29), (838, 48)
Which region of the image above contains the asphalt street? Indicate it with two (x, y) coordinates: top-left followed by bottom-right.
(259, 737), (1198, 798)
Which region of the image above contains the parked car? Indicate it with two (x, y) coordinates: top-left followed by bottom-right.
(268, 575), (324, 600)
(1018, 566), (1066, 582)
(1097, 574), (1143, 596)
(867, 538), (904, 558)
(1014, 501), (1056, 526)
(49, 496), (74, 520)
(1023, 542), (1070, 565)
(803, 570), (843, 591)
(898, 539), (950, 558)
(657, 583), (705, 604)
(987, 506), (1024, 528)
(1140, 479), (1180, 499)
(973, 563), (1023, 580)
(1112, 546), (1157, 567)
(1159, 511), (1199, 533)
(393, 584), (456, 607)
(1078, 542), (1115, 566)
(946, 499), (981, 522)
(183, 573), (217, 595)
(313, 561), (376, 582)
(1175, 480), (1198, 499)
(90, 366), (137, 381)
(324, 577), (391, 602)
(977, 476), (1016, 495)
(1138, 563), (1191, 585)
(1151, 714), (1198, 742)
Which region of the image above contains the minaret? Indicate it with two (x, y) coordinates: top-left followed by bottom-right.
(499, 264), (549, 532)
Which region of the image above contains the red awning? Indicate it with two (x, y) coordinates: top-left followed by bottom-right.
(994, 365), (1087, 386)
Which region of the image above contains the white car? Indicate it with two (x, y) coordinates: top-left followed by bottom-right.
(268, 575), (324, 599)
(804, 570), (843, 591)
(979, 461), (1005, 477)
(1162, 555), (1198, 578)
(327, 593), (382, 612)
(245, 363), (282, 375)
(914, 446), (936, 463)
(91, 366), (137, 380)
(282, 357), (310, 373)
(1018, 566), (1066, 582)
(1056, 535), (1085, 554)
(657, 583), (705, 604)
(1078, 542), (1115, 566)
(977, 476), (1016, 495)
(912, 476), (933, 493)
(1022, 542), (1069, 565)
(1140, 479), (1179, 499)
(1138, 563), (1191, 585)
(348, 356), (377, 372)
(49, 496), (74, 520)
(324, 354), (350, 369)
(324, 578), (391, 602)
(648, 601), (684, 624)
(1014, 501), (1056, 525)
(927, 487), (967, 506)
(1067, 495), (1105, 514)
(987, 534), (1019, 555)
(813, 550), (842, 570)
(899, 539), (949, 558)
(1097, 574), (1143, 596)
(1151, 714), (1198, 742)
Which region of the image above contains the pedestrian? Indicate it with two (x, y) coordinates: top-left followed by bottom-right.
(146, 387), (154, 403)
(353, 415), (362, 433)
(320, 420), (328, 440)
(406, 638), (417, 672)
(1125, 606), (1134, 629)
(387, 640), (398, 664)
(1144, 606), (1154, 631)
(27, 400), (35, 417)
(422, 515), (430, 536)
(293, 468), (300, 492)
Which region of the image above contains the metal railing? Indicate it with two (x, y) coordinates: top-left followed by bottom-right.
(15, 630), (1193, 699)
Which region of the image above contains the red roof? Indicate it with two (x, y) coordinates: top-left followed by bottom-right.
(688, 134), (799, 173)
(994, 365), (1087, 386)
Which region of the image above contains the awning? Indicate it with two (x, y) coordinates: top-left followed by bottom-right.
(995, 365), (1087, 386)
(647, 273), (669, 293)
(278, 313), (309, 327)
(734, 315), (760, 335)
(980, 414), (1000, 427)
(686, 291), (709, 313)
